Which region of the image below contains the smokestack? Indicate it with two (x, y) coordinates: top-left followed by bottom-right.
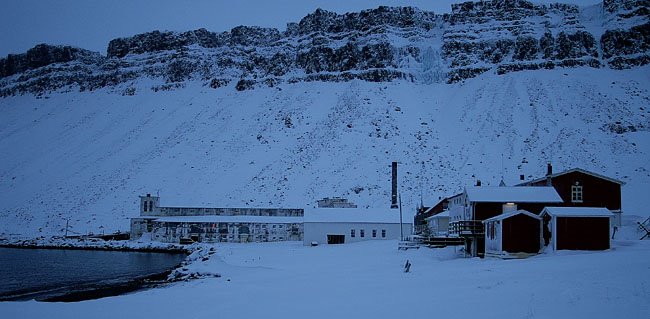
(391, 162), (398, 209)
(546, 162), (553, 186)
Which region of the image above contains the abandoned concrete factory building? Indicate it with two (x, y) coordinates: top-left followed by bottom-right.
(131, 194), (304, 244)
(131, 162), (412, 245)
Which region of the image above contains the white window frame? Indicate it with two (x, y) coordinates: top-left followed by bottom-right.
(571, 185), (583, 203)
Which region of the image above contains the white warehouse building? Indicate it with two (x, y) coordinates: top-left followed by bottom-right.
(303, 207), (413, 245)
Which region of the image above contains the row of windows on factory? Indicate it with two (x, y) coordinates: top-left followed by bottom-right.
(154, 232), (285, 241)
(350, 229), (386, 238)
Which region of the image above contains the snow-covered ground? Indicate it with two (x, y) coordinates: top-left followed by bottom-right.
(1, 234), (649, 318)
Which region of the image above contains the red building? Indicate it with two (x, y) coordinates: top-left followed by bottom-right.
(413, 197), (448, 235)
(540, 207), (613, 251)
(517, 164), (624, 227)
(445, 164), (624, 257)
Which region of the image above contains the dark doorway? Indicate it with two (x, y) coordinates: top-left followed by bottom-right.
(502, 214), (540, 253)
(327, 234), (345, 244)
(556, 217), (610, 250)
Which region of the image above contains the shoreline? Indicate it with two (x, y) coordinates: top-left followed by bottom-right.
(0, 239), (218, 303)
(0, 269), (175, 302)
(0, 235), (194, 254)
(41, 270), (174, 302)
(0, 243), (189, 254)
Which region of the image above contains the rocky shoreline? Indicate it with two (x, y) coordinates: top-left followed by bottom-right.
(0, 237), (221, 302)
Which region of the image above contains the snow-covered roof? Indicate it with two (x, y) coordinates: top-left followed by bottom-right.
(483, 210), (541, 223)
(152, 215), (304, 224)
(519, 168), (625, 186)
(541, 207), (613, 217)
(425, 210), (450, 221)
(304, 208), (410, 224)
(465, 186), (562, 203)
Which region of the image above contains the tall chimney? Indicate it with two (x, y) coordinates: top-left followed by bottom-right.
(546, 162), (553, 186)
(391, 162), (398, 209)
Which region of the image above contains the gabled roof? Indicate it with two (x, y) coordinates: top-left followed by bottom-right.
(483, 210), (541, 223)
(541, 207), (613, 217)
(465, 186), (563, 203)
(519, 168), (625, 186)
(425, 210), (450, 220)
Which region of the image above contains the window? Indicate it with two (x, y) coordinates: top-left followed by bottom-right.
(143, 202), (148, 212)
(148, 201), (153, 211)
(360, 229), (365, 238)
(571, 184), (583, 203)
(488, 222), (495, 240)
(382, 230), (386, 238)
(372, 230), (377, 238)
(351, 229), (355, 237)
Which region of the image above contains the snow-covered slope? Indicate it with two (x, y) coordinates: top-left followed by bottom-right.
(0, 0), (649, 236)
(1, 66), (649, 236)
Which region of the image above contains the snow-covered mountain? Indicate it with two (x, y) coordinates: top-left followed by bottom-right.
(0, 0), (649, 236)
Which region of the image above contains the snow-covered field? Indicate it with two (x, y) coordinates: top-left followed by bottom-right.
(1, 236), (649, 318)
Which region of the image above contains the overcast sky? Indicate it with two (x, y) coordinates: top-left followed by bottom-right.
(0, 0), (601, 57)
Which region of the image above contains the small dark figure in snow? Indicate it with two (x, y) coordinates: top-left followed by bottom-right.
(404, 260), (411, 273)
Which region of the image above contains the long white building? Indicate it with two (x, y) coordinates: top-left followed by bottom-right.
(131, 194), (304, 244)
(303, 207), (412, 245)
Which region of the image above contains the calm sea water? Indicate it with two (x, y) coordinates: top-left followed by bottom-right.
(0, 247), (186, 301)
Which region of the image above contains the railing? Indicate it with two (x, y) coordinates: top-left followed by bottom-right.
(423, 237), (465, 246)
(449, 220), (484, 236)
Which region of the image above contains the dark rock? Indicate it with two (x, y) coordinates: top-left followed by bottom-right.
(513, 36), (538, 61)
(447, 67), (491, 83)
(0, 44), (101, 78)
(601, 23), (650, 59)
(209, 78), (231, 89)
(235, 79), (256, 91)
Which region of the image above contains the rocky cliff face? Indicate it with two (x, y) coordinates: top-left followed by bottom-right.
(0, 0), (648, 96)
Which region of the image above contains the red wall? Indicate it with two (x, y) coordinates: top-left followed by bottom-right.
(556, 217), (610, 250)
(503, 214), (541, 253)
(528, 171), (621, 211)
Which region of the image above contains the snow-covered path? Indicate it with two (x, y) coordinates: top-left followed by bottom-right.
(2, 239), (649, 319)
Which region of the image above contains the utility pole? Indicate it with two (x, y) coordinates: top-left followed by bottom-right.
(399, 194), (404, 241)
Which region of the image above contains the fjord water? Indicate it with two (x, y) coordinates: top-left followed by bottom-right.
(0, 248), (186, 301)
